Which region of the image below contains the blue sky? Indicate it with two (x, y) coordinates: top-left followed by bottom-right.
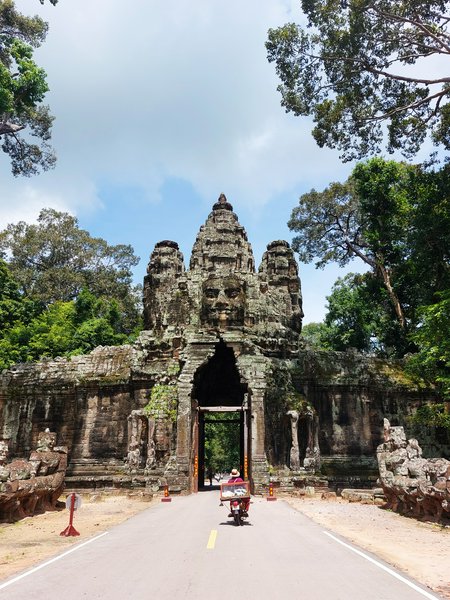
(0, 0), (367, 323)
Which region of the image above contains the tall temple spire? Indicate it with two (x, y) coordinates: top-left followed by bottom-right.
(212, 193), (233, 212)
(190, 193), (254, 273)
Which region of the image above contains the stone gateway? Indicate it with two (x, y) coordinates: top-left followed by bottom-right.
(0, 195), (445, 497)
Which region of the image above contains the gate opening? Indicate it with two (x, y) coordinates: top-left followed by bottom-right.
(191, 341), (250, 491)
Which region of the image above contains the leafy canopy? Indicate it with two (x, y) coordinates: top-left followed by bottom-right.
(0, 0), (57, 175)
(204, 413), (240, 475)
(289, 158), (416, 329)
(0, 207), (138, 296)
(0, 208), (142, 338)
(291, 158), (450, 355)
(0, 276), (140, 370)
(407, 290), (450, 399)
(267, 0), (450, 160)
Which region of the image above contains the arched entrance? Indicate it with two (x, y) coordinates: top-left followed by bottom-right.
(191, 341), (250, 491)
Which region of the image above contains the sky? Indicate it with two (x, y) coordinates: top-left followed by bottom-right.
(0, 0), (368, 323)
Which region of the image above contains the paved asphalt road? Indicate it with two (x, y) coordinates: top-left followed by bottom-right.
(0, 489), (444, 600)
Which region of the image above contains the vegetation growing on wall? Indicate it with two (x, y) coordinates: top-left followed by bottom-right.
(144, 384), (178, 422)
(410, 403), (450, 432)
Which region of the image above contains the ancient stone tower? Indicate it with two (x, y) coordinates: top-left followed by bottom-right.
(139, 193), (304, 491)
(0, 194), (442, 495)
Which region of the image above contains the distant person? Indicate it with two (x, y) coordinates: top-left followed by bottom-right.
(207, 466), (213, 486)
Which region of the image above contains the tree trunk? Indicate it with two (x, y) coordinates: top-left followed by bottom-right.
(344, 238), (406, 329)
(377, 263), (406, 329)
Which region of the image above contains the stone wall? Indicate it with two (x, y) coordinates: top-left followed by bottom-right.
(0, 194), (446, 495)
(1, 340), (443, 493)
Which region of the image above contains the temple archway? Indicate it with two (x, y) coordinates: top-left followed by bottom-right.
(191, 341), (250, 490)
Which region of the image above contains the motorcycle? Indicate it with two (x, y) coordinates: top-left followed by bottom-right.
(230, 498), (247, 526)
(220, 480), (250, 526)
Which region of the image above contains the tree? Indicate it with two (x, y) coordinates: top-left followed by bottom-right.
(321, 272), (410, 355)
(266, 1), (450, 160)
(407, 289), (450, 399)
(300, 321), (332, 349)
(0, 0), (57, 175)
(322, 273), (380, 352)
(2, 289), (136, 366)
(0, 259), (41, 368)
(290, 158), (450, 356)
(204, 414), (240, 475)
(0, 208), (142, 333)
(288, 158), (413, 329)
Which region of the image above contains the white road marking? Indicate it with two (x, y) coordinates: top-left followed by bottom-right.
(323, 531), (440, 600)
(0, 532), (109, 591)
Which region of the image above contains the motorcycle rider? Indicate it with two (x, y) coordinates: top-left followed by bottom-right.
(227, 468), (249, 516)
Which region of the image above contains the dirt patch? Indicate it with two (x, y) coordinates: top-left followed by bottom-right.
(285, 497), (450, 599)
(0, 492), (153, 582)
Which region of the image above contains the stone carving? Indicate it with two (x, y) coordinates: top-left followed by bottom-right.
(304, 407), (320, 472)
(0, 193), (445, 496)
(201, 274), (246, 329)
(286, 410), (301, 470)
(127, 410), (148, 470)
(0, 430), (68, 522)
(127, 410), (172, 472)
(377, 419), (450, 522)
(143, 194), (303, 349)
(146, 418), (156, 469)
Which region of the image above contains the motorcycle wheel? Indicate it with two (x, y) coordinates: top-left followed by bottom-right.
(233, 512), (241, 526)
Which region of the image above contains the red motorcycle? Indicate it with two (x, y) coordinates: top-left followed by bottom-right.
(230, 497), (247, 526)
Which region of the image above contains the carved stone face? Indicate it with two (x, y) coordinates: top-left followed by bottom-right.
(201, 275), (246, 328)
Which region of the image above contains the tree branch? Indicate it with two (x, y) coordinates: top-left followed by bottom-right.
(0, 121), (25, 136)
(361, 88), (449, 124)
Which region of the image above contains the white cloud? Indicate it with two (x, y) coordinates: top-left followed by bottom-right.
(1, 0), (350, 226)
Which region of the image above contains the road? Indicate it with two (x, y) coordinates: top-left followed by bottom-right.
(0, 489), (444, 600)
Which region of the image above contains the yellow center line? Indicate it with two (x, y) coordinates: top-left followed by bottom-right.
(207, 529), (217, 549)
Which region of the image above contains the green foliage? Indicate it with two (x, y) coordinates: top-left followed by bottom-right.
(0, 0), (57, 175)
(0, 208), (142, 334)
(266, 364), (312, 414)
(144, 384), (178, 422)
(322, 273), (379, 352)
(166, 361), (180, 376)
(0, 259), (139, 370)
(0, 210), (143, 369)
(289, 158), (450, 355)
(407, 290), (450, 399)
(266, 1), (450, 160)
(0, 287), (136, 368)
(301, 322), (332, 350)
(0, 259), (38, 368)
(409, 403), (450, 431)
(204, 413), (240, 475)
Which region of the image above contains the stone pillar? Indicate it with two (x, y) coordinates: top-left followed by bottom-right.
(174, 337), (217, 491)
(127, 410), (146, 471)
(0, 440), (8, 466)
(286, 410), (301, 470)
(236, 353), (269, 493)
(146, 418), (156, 469)
(174, 378), (193, 480)
(303, 408), (320, 472)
